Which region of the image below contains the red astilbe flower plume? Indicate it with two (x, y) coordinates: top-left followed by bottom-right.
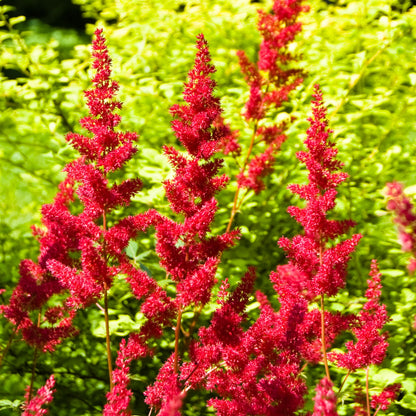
(332, 260), (389, 371)
(233, 0), (308, 195)
(312, 377), (338, 416)
(22, 375), (55, 416)
(45, 28), (143, 309)
(371, 383), (401, 412)
(182, 268), (307, 416)
(277, 85), (362, 299)
(385, 181), (416, 273)
(0, 177), (78, 351)
(109, 34), (238, 415)
(155, 34), (239, 309)
(2, 28), (144, 358)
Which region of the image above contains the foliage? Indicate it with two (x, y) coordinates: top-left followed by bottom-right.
(0, 0), (416, 415)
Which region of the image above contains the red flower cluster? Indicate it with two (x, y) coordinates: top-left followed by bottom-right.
(177, 268), (308, 415)
(154, 34), (238, 309)
(332, 260), (388, 371)
(385, 181), (416, 272)
(277, 85), (361, 298)
(46, 28), (142, 309)
(312, 377), (338, 416)
(112, 34), (239, 414)
(22, 375), (55, 416)
(371, 383), (401, 412)
(234, 0), (308, 194)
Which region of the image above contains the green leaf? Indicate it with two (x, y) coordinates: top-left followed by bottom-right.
(9, 16), (25, 26)
(401, 394), (416, 411)
(373, 369), (404, 385)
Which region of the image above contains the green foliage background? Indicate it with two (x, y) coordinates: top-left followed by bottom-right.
(1, 0), (416, 414)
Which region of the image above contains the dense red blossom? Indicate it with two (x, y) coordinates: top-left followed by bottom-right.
(234, 0), (307, 195)
(183, 268), (307, 415)
(104, 336), (149, 415)
(155, 34), (238, 309)
(237, 141), (280, 194)
(1, 28), (144, 353)
(0, 259), (76, 352)
(371, 383), (401, 411)
(46, 28), (144, 309)
(278, 85), (362, 298)
(312, 377), (338, 416)
(239, 0), (307, 121)
(385, 181), (416, 272)
(144, 355), (183, 413)
(214, 115), (241, 156)
(332, 260), (389, 371)
(22, 375), (55, 416)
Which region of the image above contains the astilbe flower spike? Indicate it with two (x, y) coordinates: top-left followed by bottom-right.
(385, 181), (416, 273)
(142, 34), (239, 414)
(276, 85), (362, 299)
(271, 85), (361, 385)
(332, 260), (389, 371)
(22, 375), (55, 416)
(153, 33), (239, 309)
(312, 377), (338, 416)
(221, 0), (308, 231)
(179, 267), (309, 415)
(3, 28), (151, 413)
(371, 383), (401, 412)
(44, 28), (142, 309)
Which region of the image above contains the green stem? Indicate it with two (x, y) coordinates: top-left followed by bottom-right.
(337, 370), (351, 395)
(226, 121), (259, 233)
(28, 348), (39, 403)
(366, 366), (371, 416)
(0, 328), (16, 369)
(102, 210), (113, 389)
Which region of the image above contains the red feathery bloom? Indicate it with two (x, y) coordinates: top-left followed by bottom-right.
(277, 85), (362, 298)
(234, 0), (308, 194)
(184, 268), (307, 415)
(144, 355), (182, 413)
(0, 258), (77, 352)
(237, 139), (284, 194)
(214, 115), (241, 156)
(1, 29), (144, 352)
(385, 181), (416, 272)
(22, 375), (55, 416)
(155, 34), (238, 309)
(45, 28), (143, 308)
(312, 377), (338, 416)
(104, 335), (149, 415)
(333, 260), (389, 371)
(371, 383), (401, 412)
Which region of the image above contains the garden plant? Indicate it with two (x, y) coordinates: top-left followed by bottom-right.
(1, 0), (416, 415)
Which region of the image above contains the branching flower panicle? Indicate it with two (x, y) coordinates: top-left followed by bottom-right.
(234, 0), (308, 195)
(385, 181), (416, 272)
(277, 85), (362, 299)
(332, 260), (389, 371)
(154, 34), (239, 309)
(22, 375), (56, 416)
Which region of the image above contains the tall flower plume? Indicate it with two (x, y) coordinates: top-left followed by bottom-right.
(154, 34), (239, 309)
(385, 181), (416, 273)
(234, 0), (308, 195)
(277, 85), (362, 299)
(46, 28), (142, 308)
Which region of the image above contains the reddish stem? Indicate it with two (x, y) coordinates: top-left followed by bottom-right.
(174, 307), (183, 374)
